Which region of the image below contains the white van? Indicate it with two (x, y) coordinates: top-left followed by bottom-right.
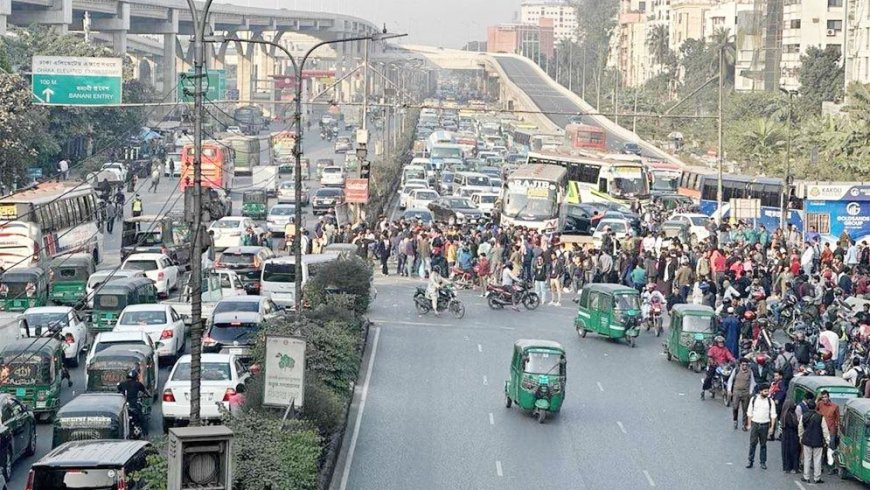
(401, 165), (426, 186)
(452, 172), (492, 196)
(260, 253), (340, 307)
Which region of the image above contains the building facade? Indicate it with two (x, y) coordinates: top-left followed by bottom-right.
(781, 0), (845, 89)
(487, 18), (555, 61)
(845, 0), (870, 87)
(520, 0), (578, 42)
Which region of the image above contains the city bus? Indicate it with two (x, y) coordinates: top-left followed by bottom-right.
(500, 164), (568, 231)
(797, 181), (868, 243)
(565, 123), (606, 152)
(527, 151), (650, 205)
(180, 141), (235, 190)
(696, 172), (802, 230)
(226, 136), (260, 176)
(646, 161), (683, 194)
(0, 182), (104, 270)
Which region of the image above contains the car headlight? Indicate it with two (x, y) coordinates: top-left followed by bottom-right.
(456, 212), (465, 219)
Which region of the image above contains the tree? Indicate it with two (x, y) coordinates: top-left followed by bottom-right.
(646, 24), (671, 75)
(709, 28), (736, 87)
(736, 118), (785, 173)
(0, 74), (55, 187)
(798, 45), (845, 115)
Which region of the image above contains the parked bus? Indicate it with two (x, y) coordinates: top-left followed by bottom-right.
(227, 136), (260, 176)
(180, 140), (235, 190)
(646, 161), (683, 194)
(796, 181), (867, 243)
(0, 182), (104, 269)
(527, 151), (650, 205)
(696, 172), (802, 230)
(500, 164), (567, 231)
(565, 123), (606, 152)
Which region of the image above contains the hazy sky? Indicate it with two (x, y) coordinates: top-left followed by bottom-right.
(229, 0), (522, 47)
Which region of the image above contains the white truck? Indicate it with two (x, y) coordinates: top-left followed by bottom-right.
(252, 166), (279, 197)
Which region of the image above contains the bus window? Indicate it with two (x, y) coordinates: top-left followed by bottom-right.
(598, 178), (608, 194)
(701, 179), (717, 201)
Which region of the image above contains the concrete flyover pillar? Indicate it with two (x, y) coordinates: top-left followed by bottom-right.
(89, 2), (130, 54)
(234, 33), (261, 103)
(10, 0), (72, 33)
(163, 33), (177, 98)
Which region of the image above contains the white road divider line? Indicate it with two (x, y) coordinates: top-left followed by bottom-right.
(596, 381), (604, 392)
(489, 412), (494, 425)
(483, 375), (488, 386)
(794, 481), (807, 490)
(496, 460), (503, 477)
(339, 326), (381, 490)
(643, 470), (655, 487)
(616, 421), (627, 434)
(478, 344), (483, 353)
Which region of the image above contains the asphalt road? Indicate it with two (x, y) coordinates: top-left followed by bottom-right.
(334, 274), (864, 490)
(494, 56), (629, 152)
(6, 130), (343, 489)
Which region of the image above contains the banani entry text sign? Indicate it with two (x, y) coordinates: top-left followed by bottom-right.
(31, 56), (123, 106)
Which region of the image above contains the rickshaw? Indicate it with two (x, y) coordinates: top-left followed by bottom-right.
(48, 254), (95, 307)
(665, 304), (716, 372)
(0, 338), (68, 421)
(85, 344), (156, 426)
(242, 190), (268, 220)
(0, 267), (49, 312)
(90, 277), (157, 334)
(574, 284), (642, 347)
(786, 376), (860, 415)
(836, 398), (870, 484)
(52, 393), (131, 448)
(504, 340), (566, 423)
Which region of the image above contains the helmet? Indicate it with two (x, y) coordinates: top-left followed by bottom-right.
(820, 350), (833, 361)
(127, 369), (138, 380)
(699, 281), (710, 292)
(755, 354), (767, 366)
(714, 335), (725, 343)
(744, 310), (757, 321)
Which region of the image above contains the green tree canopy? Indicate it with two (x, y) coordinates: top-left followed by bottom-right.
(798, 45), (845, 114)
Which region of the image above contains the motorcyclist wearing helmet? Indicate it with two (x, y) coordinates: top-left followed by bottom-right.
(793, 331), (813, 366)
(118, 369), (149, 436)
(702, 336), (736, 399)
(641, 283), (666, 321)
(753, 317), (775, 354)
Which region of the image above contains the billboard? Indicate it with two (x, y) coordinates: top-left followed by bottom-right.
(263, 335), (306, 408)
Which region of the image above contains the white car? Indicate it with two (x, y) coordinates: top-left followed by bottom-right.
(320, 166), (346, 187)
(399, 183), (427, 210)
(405, 178), (429, 189)
(164, 152), (183, 176)
(266, 204), (302, 235)
(22, 306), (88, 366)
(101, 162), (127, 183)
(227, 126), (243, 134)
(162, 353), (249, 432)
(214, 269), (247, 297)
(86, 269), (146, 308)
(470, 192), (500, 216)
(277, 181), (309, 205)
(408, 188), (440, 210)
(86, 331), (159, 393)
(208, 217), (264, 251)
(592, 218), (632, 249)
(669, 213), (713, 242)
(113, 304), (186, 360)
(121, 253), (180, 297)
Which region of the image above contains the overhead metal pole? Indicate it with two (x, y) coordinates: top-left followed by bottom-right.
(717, 47), (724, 226)
(779, 88), (795, 231)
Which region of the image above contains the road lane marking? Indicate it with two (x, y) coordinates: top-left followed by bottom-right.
(617, 421), (627, 434)
(338, 326), (381, 490)
(643, 470), (655, 487)
(478, 344), (483, 352)
(496, 460), (503, 477)
(483, 375), (488, 386)
(596, 381), (604, 392)
(794, 481), (807, 490)
(489, 412), (494, 425)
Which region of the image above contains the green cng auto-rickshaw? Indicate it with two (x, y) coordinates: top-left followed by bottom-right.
(0, 338), (69, 420)
(52, 393), (131, 448)
(86, 344), (156, 419)
(90, 277), (157, 334)
(48, 254), (95, 307)
(242, 190), (268, 220)
(504, 340), (566, 424)
(786, 376), (860, 415)
(837, 398), (870, 484)
(0, 267), (49, 312)
(574, 284), (642, 347)
(665, 304), (717, 372)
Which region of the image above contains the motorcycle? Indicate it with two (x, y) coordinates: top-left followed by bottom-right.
(485, 282), (540, 311)
(645, 301), (664, 337)
(709, 363), (734, 406)
(450, 265), (476, 290)
(413, 285), (466, 319)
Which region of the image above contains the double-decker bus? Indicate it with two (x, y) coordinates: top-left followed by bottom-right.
(226, 136), (260, 176)
(0, 182), (104, 269)
(500, 164), (568, 231)
(180, 140), (235, 190)
(527, 151), (650, 205)
(565, 123), (606, 152)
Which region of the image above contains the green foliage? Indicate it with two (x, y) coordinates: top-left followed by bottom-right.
(799, 46), (845, 115)
(301, 375), (346, 435)
(0, 73), (55, 186)
(131, 437), (168, 490)
(304, 255), (373, 314)
(223, 411), (322, 490)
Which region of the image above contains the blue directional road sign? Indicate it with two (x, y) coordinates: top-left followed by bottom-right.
(31, 56), (123, 106)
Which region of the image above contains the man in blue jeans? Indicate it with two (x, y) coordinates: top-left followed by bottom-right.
(746, 384), (776, 469)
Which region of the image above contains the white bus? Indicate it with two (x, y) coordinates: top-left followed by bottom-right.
(0, 182), (104, 270)
(527, 151), (650, 205)
(500, 164), (568, 231)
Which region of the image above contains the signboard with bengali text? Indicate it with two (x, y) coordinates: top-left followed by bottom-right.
(344, 178), (370, 203)
(31, 56), (123, 106)
(263, 335), (306, 408)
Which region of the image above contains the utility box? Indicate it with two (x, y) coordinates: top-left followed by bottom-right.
(168, 426), (234, 490)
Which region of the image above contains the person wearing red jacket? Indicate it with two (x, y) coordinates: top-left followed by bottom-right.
(702, 336), (736, 399)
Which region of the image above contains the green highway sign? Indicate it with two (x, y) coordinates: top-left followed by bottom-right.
(31, 56), (123, 106)
(178, 70), (226, 102)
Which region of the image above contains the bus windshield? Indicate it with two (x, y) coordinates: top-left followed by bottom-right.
(611, 167), (649, 198)
(651, 171), (679, 192)
(503, 182), (558, 221)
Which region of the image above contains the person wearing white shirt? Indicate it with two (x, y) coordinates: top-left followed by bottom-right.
(845, 241), (859, 266)
(746, 384), (777, 469)
(801, 243), (815, 276)
(818, 324), (839, 361)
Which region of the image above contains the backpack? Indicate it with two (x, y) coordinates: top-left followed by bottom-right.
(777, 353), (795, 381)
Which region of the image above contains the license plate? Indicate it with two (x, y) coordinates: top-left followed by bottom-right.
(36, 401), (46, 408)
(15, 388), (25, 397)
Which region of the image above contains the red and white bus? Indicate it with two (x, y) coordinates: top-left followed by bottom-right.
(565, 123), (606, 152)
(180, 141), (235, 190)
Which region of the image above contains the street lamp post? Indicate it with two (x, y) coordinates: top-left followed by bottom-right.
(211, 29), (406, 316)
(779, 88), (797, 231)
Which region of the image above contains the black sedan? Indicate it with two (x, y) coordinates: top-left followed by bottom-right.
(558, 203), (602, 235)
(0, 394), (36, 480)
(427, 197), (483, 224)
(312, 188), (345, 215)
